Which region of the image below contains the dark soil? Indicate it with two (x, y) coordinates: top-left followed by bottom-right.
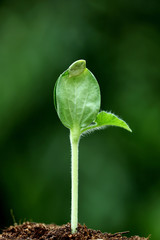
(0, 222), (149, 240)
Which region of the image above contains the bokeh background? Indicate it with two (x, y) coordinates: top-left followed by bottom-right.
(0, 0), (160, 239)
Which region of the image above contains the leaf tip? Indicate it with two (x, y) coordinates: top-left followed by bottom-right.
(68, 59), (86, 77)
(126, 125), (132, 132)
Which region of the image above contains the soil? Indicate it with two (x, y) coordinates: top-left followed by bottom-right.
(0, 222), (149, 240)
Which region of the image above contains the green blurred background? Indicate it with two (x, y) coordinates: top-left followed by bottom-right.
(0, 0), (160, 239)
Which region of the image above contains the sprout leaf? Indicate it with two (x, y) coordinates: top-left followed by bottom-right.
(81, 111), (132, 134)
(54, 60), (101, 130)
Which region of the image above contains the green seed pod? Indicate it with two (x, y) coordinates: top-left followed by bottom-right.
(54, 60), (101, 130)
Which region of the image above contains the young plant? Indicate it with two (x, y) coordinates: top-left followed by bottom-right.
(54, 60), (132, 234)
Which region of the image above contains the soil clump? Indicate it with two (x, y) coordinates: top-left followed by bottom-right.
(0, 222), (149, 240)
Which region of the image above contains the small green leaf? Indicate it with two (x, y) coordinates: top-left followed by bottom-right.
(68, 59), (86, 77)
(54, 60), (101, 130)
(81, 111), (132, 134)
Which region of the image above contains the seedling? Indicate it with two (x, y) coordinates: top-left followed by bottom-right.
(54, 60), (132, 234)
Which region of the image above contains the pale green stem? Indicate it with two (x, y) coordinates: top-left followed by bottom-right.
(70, 128), (80, 234)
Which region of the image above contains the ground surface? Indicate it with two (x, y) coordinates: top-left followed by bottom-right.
(0, 222), (149, 240)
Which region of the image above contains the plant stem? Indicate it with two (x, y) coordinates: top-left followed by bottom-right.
(70, 128), (80, 234)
